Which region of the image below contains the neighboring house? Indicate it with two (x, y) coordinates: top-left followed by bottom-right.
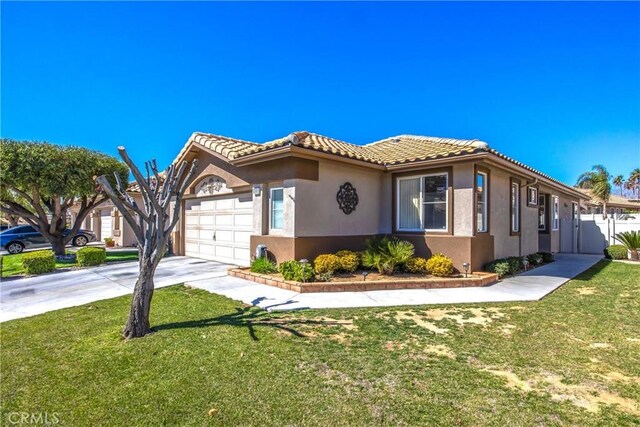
(169, 131), (584, 271)
(71, 190), (144, 248)
(578, 189), (640, 216)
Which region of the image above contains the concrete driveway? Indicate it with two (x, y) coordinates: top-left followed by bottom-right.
(1, 256), (231, 322)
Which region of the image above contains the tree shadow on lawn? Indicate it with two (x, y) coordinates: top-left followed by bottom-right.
(152, 306), (340, 341)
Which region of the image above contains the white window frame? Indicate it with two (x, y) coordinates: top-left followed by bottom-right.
(527, 186), (538, 206)
(552, 195), (559, 231)
(396, 172), (449, 233)
(538, 194), (547, 231)
(269, 187), (284, 231)
(476, 171), (488, 232)
(511, 181), (520, 233)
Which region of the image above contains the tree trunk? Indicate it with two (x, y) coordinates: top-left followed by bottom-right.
(122, 258), (158, 339)
(602, 202), (608, 220)
(51, 237), (67, 256)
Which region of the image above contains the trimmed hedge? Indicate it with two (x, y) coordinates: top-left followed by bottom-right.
(335, 250), (360, 273)
(314, 254), (342, 275)
(76, 247), (107, 267)
(426, 253), (454, 277)
(405, 257), (429, 274)
(22, 250), (56, 275)
(605, 245), (628, 260)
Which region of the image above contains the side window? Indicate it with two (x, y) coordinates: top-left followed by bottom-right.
(270, 188), (284, 230)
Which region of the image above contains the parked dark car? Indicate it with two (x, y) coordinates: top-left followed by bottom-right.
(0, 225), (98, 254)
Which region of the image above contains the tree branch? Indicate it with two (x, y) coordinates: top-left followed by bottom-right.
(96, 175), (145, 244)
(117, 147), (163, 215)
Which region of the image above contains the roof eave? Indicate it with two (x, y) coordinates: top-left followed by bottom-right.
(231, 145), (387, 170)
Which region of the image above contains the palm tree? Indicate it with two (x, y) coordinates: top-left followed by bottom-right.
(576, 165), (612, 218)
(629, 168), (640, 199)
(613, 175), (625, 196)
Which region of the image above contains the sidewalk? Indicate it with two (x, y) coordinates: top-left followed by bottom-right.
(0, 257), (231, 322)
(187, 254), (604, 311)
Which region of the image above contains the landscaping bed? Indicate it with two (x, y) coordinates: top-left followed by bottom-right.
(1, 261), (638, 426)
(229, 268), (498, 293)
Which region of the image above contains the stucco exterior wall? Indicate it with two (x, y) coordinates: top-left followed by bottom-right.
(293, 160), (384, 237)
(521, 197), (539, 256)
(489, 167), (521, 259)
(452, 163), (474, 237)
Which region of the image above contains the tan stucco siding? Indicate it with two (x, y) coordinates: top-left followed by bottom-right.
(452, 163), (474, 236)
(521, 196), (539, 256)
(538, 184), (580, 253)
(489, 167), (520, 259)
(293, 160), (384, 237)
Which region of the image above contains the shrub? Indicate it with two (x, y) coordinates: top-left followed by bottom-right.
(538, 252), (554, 263)
(426, 253), (454, 277)
(335, 250), (360, 273)
(22, 250), (56, 275)
(314, 254), (342, 275)
(405, 257), (429, 274)
(277, 260), (315, 282)
(316, 272), (332, 282)
(614, 231), (640, 260)
(506, 257), (523, 275)
(76, 247), (106, 267)
(527, 253), (543, 266)
(485, 260), (511, 279)
(605, 244), (628, 260)
(250, 257), (277, 274)
(278, 260), (299, 280)
(361, 235), (414, 275)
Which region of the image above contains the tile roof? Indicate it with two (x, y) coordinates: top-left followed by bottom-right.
(578, 189), (640, 208)
(178, 130), (580, 195)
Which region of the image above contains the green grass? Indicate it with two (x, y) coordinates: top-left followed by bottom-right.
(1, 261), (639, 426)
(0, 250), (139, 278)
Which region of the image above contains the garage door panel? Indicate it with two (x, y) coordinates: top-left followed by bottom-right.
(235, 196), (252, 208)
(199, 215), (215, 225)
(234, 247), (250, 261)
(201, 200), (216, 210)
(234, 213), (252, 227)
(214, 230), (233, 243)
(185, 229), (199, 239)
(215, 199), (234, 210)
(199, 229), (214, 240)
(185, 215), (199, 225)
(184, 193), (252, 266)
(234, 230), (251, 244)
(215, 214), (233, 226)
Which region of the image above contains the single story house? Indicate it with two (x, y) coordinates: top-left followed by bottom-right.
(72, 190), (144, 248)
(169, 131), (584, 271)
(578, 189), (640, 216)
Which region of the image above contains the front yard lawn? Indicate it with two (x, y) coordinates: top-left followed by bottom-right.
(1, 250), (139, 278)
(1, 261), (638, 426)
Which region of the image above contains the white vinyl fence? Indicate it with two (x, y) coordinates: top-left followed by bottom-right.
(580, 214), (640, 254)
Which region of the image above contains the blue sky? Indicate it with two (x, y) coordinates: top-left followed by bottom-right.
(2, 1), (639, 184)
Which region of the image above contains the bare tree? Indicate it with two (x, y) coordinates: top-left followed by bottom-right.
(96, 147), (196, 339)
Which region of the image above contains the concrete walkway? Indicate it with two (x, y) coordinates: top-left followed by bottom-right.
(0, 257), (231, 322)
(187, 254), (605, 311)
(1, 253), (605, 322)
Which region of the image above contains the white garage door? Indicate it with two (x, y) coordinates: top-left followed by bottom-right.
(184, 193), (253, 266)
(101, 210), (112, 240)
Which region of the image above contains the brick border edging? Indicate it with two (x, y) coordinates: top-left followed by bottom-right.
(228, 268), (498, 293)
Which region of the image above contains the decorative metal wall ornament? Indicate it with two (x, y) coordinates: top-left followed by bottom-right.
(336, 182), (359, 214)
(196, 176), (227, 197)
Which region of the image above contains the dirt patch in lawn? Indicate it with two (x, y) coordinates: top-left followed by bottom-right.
(388, 308), (508, 335)
(480, 366), (640, 415)
(423, 344), (456, 359)
(576, 287), (597, 295)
